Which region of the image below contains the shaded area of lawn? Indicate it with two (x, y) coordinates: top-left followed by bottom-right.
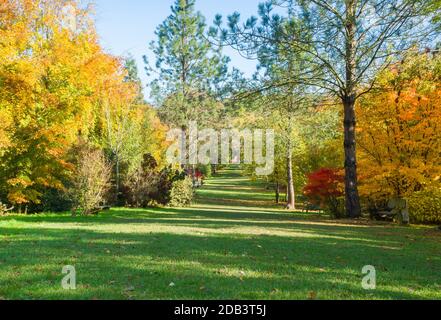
(0, 167), (440, 300)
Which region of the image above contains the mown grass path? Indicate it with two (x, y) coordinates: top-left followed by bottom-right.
(0, 167), (440, 299)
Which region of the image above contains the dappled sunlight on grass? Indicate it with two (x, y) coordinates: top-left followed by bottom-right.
(2, 214), (408, 250)
(1, 167), (440, 300)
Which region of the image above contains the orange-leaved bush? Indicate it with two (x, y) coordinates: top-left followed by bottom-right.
(357, 50), (441, 217)
(304, 168), (345, 218)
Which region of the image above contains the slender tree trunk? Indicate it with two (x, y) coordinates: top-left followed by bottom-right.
(115, 154), (120, 205)
(286, 148), (295, 210)
(192, 164), (196, 186)
(343, 0), (361, 218)
(275, 182), (280, 204)
(343, 97), (361, 218)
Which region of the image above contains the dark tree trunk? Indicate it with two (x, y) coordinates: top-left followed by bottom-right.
(343, 96), (361, 218)
(275, 182), (280, 204)
(343, 1), (361, 218)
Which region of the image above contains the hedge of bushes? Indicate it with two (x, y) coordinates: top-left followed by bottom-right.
(304, 167), (441, 225)
(2, 151), (195, 215)
(407, 189), (441, 224)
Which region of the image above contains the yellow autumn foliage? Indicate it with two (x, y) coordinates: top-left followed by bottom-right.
(358, 51), (441, 202)
(0, 0), (167, 206)
(407, 188), (441, 224)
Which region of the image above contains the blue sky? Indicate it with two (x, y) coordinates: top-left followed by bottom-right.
(94, 0), (262, 99)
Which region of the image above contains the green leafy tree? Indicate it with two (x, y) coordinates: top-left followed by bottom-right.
(254, 31), (312, 210)
(145, 0), (230, 128)
(215, 0), (438, 217)
(124, 55), (146, 105)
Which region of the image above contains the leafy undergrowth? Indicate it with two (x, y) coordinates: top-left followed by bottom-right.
(0, 168), (440, 300)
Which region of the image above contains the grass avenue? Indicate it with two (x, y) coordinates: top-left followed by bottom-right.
(1, 168), (440, 300)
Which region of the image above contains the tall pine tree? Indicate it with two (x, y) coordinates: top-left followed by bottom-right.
(145, 0), (229, 128)
(216, 0), (438, 217)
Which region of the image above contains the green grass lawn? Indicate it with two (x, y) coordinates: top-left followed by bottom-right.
(0, 167), (440, 300)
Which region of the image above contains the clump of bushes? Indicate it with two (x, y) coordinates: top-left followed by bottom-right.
(407, 188), (441, 224)
(124, 154), (189, 208)
(124, 154), (162, 208)
(69, 146), (111, 215)
(304, 168), (345, 218)
(169, 177), (194, 207)
(1, 149), (196, 215)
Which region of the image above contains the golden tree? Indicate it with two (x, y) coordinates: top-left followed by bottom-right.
(358, 51), (441, 200)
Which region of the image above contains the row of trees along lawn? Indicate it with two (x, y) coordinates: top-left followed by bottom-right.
(207, 0), (441, 221)
(0, 0), (177, 215)
(145, 0), (440, 223)
(1, 0), (440, 223)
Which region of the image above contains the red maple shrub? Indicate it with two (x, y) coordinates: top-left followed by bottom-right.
(304, 168), (345, 218)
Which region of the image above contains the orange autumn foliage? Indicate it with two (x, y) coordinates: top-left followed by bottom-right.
(0, 0), (167, 206)
(357, 51), (441, 200)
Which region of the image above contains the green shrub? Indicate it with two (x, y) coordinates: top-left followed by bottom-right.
(408, 189), (441, 224)
(124, 154), (186, 208)
(28, 187), (73, 213)
(197, 165), (212, 179)
(326, 197), (346, 219)
(169, 177), (194, 207)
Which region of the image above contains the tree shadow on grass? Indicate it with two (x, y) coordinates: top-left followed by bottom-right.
(1, 206), (434, 246)
(1, 167), (440, 299)
(1, 226), (440, 300)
